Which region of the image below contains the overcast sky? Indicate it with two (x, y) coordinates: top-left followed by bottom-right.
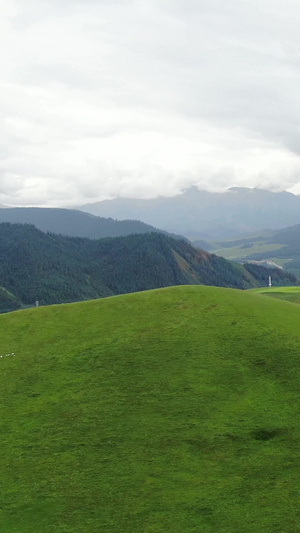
(2, 0), (300, 206)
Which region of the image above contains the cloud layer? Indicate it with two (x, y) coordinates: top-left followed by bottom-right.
(1, 0), (300, 206)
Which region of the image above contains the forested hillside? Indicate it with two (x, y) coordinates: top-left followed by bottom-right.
(0, 223), (296, 311)
(0, 286), (21, 313)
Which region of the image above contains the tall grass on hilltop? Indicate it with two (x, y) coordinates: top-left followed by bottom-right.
(0, 286), (300, 531)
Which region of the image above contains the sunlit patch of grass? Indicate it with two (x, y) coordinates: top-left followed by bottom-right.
(252, 285), (300, 305)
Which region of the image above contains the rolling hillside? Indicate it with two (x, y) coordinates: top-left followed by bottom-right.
(1, 286), (300, 531)
(0, 223), (296, 311)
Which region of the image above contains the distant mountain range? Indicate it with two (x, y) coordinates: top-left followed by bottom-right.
(0, 207), (166, 239)
(78, 187), (300, 240)
(0, 223), (295, 312)
(3, 187), (300, 243)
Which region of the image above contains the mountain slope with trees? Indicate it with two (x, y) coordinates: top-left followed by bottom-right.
(0, 286), (22, 313)
(0, 223), (296, 311)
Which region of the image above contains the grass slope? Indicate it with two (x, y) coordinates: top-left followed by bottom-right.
(1, 286), (300, 531)
(252, 285), (300, 305)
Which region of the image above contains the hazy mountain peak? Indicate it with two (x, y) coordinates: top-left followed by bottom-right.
(228, 186), (252, 193)
(182, 185), (203, 195)
(78, 187), (300, 240)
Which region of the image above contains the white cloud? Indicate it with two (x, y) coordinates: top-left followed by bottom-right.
(1, 0), (300, 205)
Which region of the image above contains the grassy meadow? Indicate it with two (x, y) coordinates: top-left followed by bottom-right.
(1, 286), (300, 531)
(213, 241), (283, 260)
(252, 285), (300, 305)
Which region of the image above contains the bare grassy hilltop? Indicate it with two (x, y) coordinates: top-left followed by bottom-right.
(0, 285), (300, 532)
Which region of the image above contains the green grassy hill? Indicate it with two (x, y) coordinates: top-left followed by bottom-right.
(251, 285), (300, 305)
(1, 285), (300, 531)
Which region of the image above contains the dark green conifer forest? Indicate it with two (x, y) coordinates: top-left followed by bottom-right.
(0, 223), (296, 311)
